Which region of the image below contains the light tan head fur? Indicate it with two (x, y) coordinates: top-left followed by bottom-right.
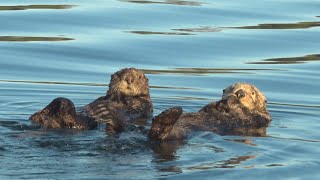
(107, 68), (150, 97)
(222, 83), (268, 113)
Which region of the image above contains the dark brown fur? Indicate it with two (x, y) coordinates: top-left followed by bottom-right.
(29, 68), (153, 131)
(29, 98), (97, 130)
(148, 83), (271, 141)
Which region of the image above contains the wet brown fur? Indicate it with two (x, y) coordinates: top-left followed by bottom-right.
(29, 68), (153, 131)
(29, 98), (97, 129)
(148, 83), (271, 141)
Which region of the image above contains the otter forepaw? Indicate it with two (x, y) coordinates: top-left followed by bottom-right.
(105, 118), (125, 134)
(148, 107), (183, 141)
(29, 97), (77, 129)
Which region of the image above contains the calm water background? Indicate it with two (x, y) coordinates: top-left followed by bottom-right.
(0, 0), (319, 179)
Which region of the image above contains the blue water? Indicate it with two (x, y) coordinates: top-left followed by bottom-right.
(0, 0), (320, 179)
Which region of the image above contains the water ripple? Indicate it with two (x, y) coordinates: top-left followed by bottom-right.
(172, 26), (223, 33)
(128, 26), (223, 36)
(233, 21), (320, 30)
(269, 136), (320, 143)
(127, 31), (194, 35)
(248, 54), (320, 64)
(269, 102), (320, 109)
(0, 0), (320, 178)
(0, 79), (104, 87)
(0, 36), (74, 42)
(0, 4), (76, 11)
(0, 79), (198, 90)
(142, 68), (283, 75)
(119, 0), (204, 6)
(129, 20), (320, 36)
(187, 155), (256, 170)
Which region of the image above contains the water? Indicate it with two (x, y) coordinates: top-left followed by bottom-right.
(0, 0), (319, 179)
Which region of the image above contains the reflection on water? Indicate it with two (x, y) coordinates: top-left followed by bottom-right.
(142, 68), (282, 75)
(158, 166), (182, 174)
(0, 79), (200, 91)
(150, 141), (184, 163)
(128, 31), (194, 35)
(0, 120), (39, 131)
(266, 164), (284, 167)
(0, 146), (5, 152)
(225, 138), (257, 146)
(0, 36), (74, 42)
(165, 96), (209, 101)
(0, 79), (104, 87)
(130, 21), (320, 34)
(234, 21), (320, 30)
(270, 102), (320, 109)
(172, 26), (223, 33)
(0, 5), (75, 11)
(188, 155), (256, 170)
(269, 136), (320, 143)
(248, 54), (320, 64)
(1, 0), (320, 179)
(119, 0), (203, 6)
(129, 20), (320, 35)
(128, 27), (223, 36)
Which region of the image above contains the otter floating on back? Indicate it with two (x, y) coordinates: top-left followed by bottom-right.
(29, 68), (153, 132)
(148, 83), (271, 141)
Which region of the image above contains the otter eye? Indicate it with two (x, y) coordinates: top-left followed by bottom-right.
(235, 89), (245, 99)
(252, 91), (255, 96)
(223, 89), (226, 93)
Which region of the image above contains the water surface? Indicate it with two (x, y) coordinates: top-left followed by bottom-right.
(0, 0), (319, 179)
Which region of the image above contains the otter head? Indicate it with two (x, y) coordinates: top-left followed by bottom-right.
(222, 83), (268, 114)
(107, 68), (150, 97)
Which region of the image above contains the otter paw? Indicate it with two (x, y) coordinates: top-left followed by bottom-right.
(105, 118), (125, 134)
(29, 97), (77, 129)
(148, 107), (183, 141)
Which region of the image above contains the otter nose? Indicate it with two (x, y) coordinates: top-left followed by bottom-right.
(125, 76), (134, 84)
(235, 89), (245, 99)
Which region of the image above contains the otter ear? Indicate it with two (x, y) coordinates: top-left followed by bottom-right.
(222, 89), (226, 96)
(110, 72), (121, 81)
(138, 74), (145, 80)
(110, 74), (116, 80)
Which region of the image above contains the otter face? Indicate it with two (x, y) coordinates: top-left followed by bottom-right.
(108, 68), (150, 97)
(222, 83), (268, 113)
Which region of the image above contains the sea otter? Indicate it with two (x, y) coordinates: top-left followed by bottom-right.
(148, 83), (271, 141)
(29, 68), (153, 132)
